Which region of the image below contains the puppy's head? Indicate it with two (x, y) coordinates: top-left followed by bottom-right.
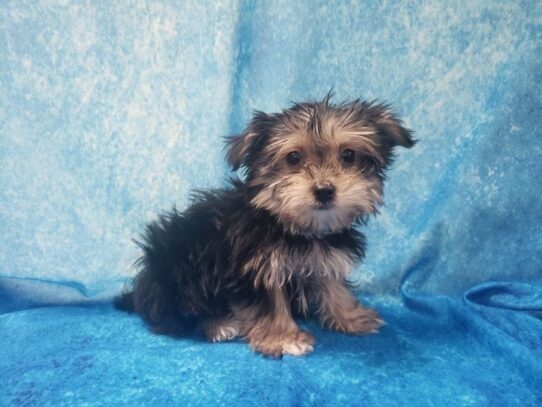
(226, 96), (415, 235)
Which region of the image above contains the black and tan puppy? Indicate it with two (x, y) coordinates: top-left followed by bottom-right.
(115, 96), (415, 357)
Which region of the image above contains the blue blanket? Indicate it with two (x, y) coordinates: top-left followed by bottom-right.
(1, 1), (541, 405)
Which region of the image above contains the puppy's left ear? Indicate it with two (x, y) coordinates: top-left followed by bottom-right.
(225, 111), (274, 171)
(368, 104), (416, 149)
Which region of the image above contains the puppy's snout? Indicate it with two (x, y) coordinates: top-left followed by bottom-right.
(313, 184), (336, 204)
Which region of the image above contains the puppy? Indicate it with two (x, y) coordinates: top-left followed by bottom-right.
(115, 95), (415, 357)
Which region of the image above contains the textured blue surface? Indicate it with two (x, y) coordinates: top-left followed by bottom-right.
(1, 1), (541, 405)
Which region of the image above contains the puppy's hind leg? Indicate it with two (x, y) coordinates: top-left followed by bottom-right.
(203, 316), (240, 343)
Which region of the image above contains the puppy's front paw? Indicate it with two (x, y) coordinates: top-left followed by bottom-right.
(252, 330), (315, 357)
(282, 330), (315, 356)
(325, 307), (384, 335)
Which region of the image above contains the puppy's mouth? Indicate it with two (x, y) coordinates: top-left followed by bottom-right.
(312, 202), (334, 211)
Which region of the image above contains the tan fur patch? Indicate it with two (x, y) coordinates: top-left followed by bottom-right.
(314, 279), (384, 334)
(250, 171), (382, 236)
(242, 239), (355, 289)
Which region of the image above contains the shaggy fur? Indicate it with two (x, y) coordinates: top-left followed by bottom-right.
(115, 95), (415, 357)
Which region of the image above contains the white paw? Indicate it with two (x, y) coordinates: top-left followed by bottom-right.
(251, 330), (316, 357)
(282, 339), (313, 356)
(282, 331), (315, 356)
(205, 319), (240, 342)
(210, 325), (239, 342)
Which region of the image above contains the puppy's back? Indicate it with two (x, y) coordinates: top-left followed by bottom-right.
(115, 182), (245, 335)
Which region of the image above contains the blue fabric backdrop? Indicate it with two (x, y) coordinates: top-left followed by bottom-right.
(1, 1), (541, 405)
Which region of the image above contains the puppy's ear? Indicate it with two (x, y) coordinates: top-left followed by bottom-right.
(368, 103), (416, 148)
(225, 111), (274, 170)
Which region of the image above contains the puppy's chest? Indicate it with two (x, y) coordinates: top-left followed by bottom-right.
(275, 240), (355, 280)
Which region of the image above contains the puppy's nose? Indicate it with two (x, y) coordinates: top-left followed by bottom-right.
(314, 184), (336, 203)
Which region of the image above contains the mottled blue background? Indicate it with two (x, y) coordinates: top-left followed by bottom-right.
(1, 1), (541, 406)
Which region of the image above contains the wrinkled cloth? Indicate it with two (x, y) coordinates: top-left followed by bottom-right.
(1, 0), (541, 405)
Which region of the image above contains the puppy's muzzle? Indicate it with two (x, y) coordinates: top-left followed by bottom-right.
(313, 183), (336, 204)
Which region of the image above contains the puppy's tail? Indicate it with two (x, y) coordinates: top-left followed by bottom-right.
(113, 292), (135, 313)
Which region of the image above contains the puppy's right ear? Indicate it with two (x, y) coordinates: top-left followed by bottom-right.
(225, 111), (273, 171)
(366, 103), (416, 149)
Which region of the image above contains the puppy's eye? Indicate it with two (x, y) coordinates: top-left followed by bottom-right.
(286, 151), (302, 166)
(341, 149), (356, 164)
